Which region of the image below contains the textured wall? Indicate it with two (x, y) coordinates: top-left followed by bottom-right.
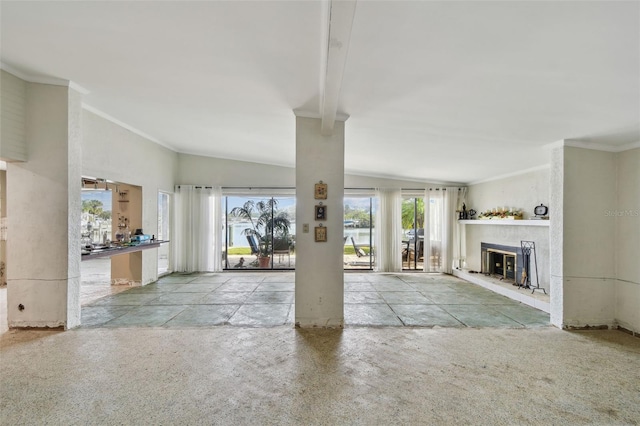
(561, 147), (616, 327)
(615, 148), (640, 331)
(466, 168), (551, 290)
(177, 152), (443, 189)
(295, 117), (344, 328)
(0, 70), (27, 161)
(549, 146), (564, 327)
(7, 83), (80, 328)
(82, 110), (178, 285)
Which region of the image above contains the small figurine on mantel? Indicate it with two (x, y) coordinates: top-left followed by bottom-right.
(458, 203), (469, 220)
(457, 204), (477, 220)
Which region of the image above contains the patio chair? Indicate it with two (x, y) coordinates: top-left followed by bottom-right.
(351, 237), (373, 258)
(273, 237), (291, 267)
(246, 235), (260, 258)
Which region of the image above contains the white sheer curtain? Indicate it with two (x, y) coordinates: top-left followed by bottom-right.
(424, 187), (457, 274)
(374, 188), (402, 272)
(211, 186), (223, 272)
(173, 185), (216, 273)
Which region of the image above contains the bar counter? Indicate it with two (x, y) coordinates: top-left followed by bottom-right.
(81, 240), (169, 261)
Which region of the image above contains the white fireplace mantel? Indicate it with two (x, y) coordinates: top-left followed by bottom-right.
(458, 219), (550, 227)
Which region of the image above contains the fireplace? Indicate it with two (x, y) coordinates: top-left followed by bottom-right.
(481, 243), (523, 284)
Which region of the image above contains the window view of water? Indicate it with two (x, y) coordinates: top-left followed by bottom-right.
(225, 222), (375, 247)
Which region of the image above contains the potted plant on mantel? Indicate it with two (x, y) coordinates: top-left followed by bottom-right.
(230, 199), (291, 268)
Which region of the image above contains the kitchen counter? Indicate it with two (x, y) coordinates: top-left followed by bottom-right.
(81, 240), (169, 261)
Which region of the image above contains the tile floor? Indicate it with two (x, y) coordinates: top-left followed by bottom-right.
(81, 272), (550, 328)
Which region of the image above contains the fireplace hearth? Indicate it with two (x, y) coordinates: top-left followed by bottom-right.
(481, 243), (523, 284)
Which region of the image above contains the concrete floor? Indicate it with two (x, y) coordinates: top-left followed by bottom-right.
(1, 273), (638, 424)
(81, 272), (551, 328)
(1, 326), (639, 424)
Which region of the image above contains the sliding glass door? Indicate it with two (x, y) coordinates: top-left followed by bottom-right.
(344, 196), (376, 270)
(222, 190), (376, 271)
(402, 196), (425, 270)
(224, 194), (295, 270)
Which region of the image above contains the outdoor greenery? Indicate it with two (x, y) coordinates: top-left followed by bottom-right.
(230, 199), (291, 258)
(227, 246), (366, 256)
(344, 205), (371, 228)
(82, 199), (111, 221)
(401, 198), (424, 230)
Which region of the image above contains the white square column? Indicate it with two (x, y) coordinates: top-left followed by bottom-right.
(7, 83), (82, 329)
(550, 144), (617, 329)
(295, 116), (345, 328)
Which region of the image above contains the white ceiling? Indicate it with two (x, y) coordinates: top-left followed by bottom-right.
(1, 1), (638, 184)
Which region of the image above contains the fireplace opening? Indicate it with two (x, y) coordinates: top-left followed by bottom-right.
(481, 243), (523, 284)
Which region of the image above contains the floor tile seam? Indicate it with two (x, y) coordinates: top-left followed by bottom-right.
(154, 305), (195, 327)
(487, 305), (547, 327)
(80, 306), (135, 328)
(437, 304), (528, 328)
(103, 304), (188, 327)
(432, 305), (471, 327)
(163, 305), (242, 327)
(224, 302), (247, 325)
(96, 305), (144, 327)
(385, 303), (408, 326)
(478, 304), (533, 326)
(141, 293), (208, 305)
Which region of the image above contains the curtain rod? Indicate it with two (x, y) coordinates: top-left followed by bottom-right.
(176, 185), (213, 189)
(222, 186), (295, 190)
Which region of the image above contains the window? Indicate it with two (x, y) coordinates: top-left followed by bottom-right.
(344, 196), (376, 270)
(224, 195), (295, 270)
(81, 189), (112, 246)
(402, 196), (425, 270)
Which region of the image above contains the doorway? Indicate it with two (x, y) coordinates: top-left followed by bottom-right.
(402, 196), (425, 270)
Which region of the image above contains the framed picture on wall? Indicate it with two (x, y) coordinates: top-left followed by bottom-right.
(315, 225), (327, 242)
(315, 204), (326, 221)
(314, 182), (327, 199)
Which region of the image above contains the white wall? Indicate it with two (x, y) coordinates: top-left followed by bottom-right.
(0, 170), (6, 287)
(0, 70), (27, 161)
(177, 152), (444, 189)
(615, 148), (640, 332)
(465, 168), (551, 290)
(82, 110), (178, 285)
(561, 147), (617, 327)
(295, 117), (345, 328)
(7, 83), (82, 328)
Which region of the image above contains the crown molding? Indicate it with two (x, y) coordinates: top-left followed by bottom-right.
(293, 109), (321, 119)
(545, 138), (640, 153)
(344, 168), (465, 187)
(469, 164), (550, 186)
(82, 103), (176, 152)
(1, 62), (32, 81)
(293, 109), (349, 121)
(615, 141), (640, 152)
(1, 62), (90, 94)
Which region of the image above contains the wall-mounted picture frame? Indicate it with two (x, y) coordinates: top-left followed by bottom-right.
(314, 182), (327, 199)
(315, 204), (326, 221)
(315, 225), (327, 242)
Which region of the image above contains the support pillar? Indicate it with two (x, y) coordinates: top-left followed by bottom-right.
(295, 116), (345, 328)
(7, 83), (82, 329)
(550, 143), (617, 329)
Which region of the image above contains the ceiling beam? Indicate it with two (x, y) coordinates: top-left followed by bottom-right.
(320, 0), (356, 135)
